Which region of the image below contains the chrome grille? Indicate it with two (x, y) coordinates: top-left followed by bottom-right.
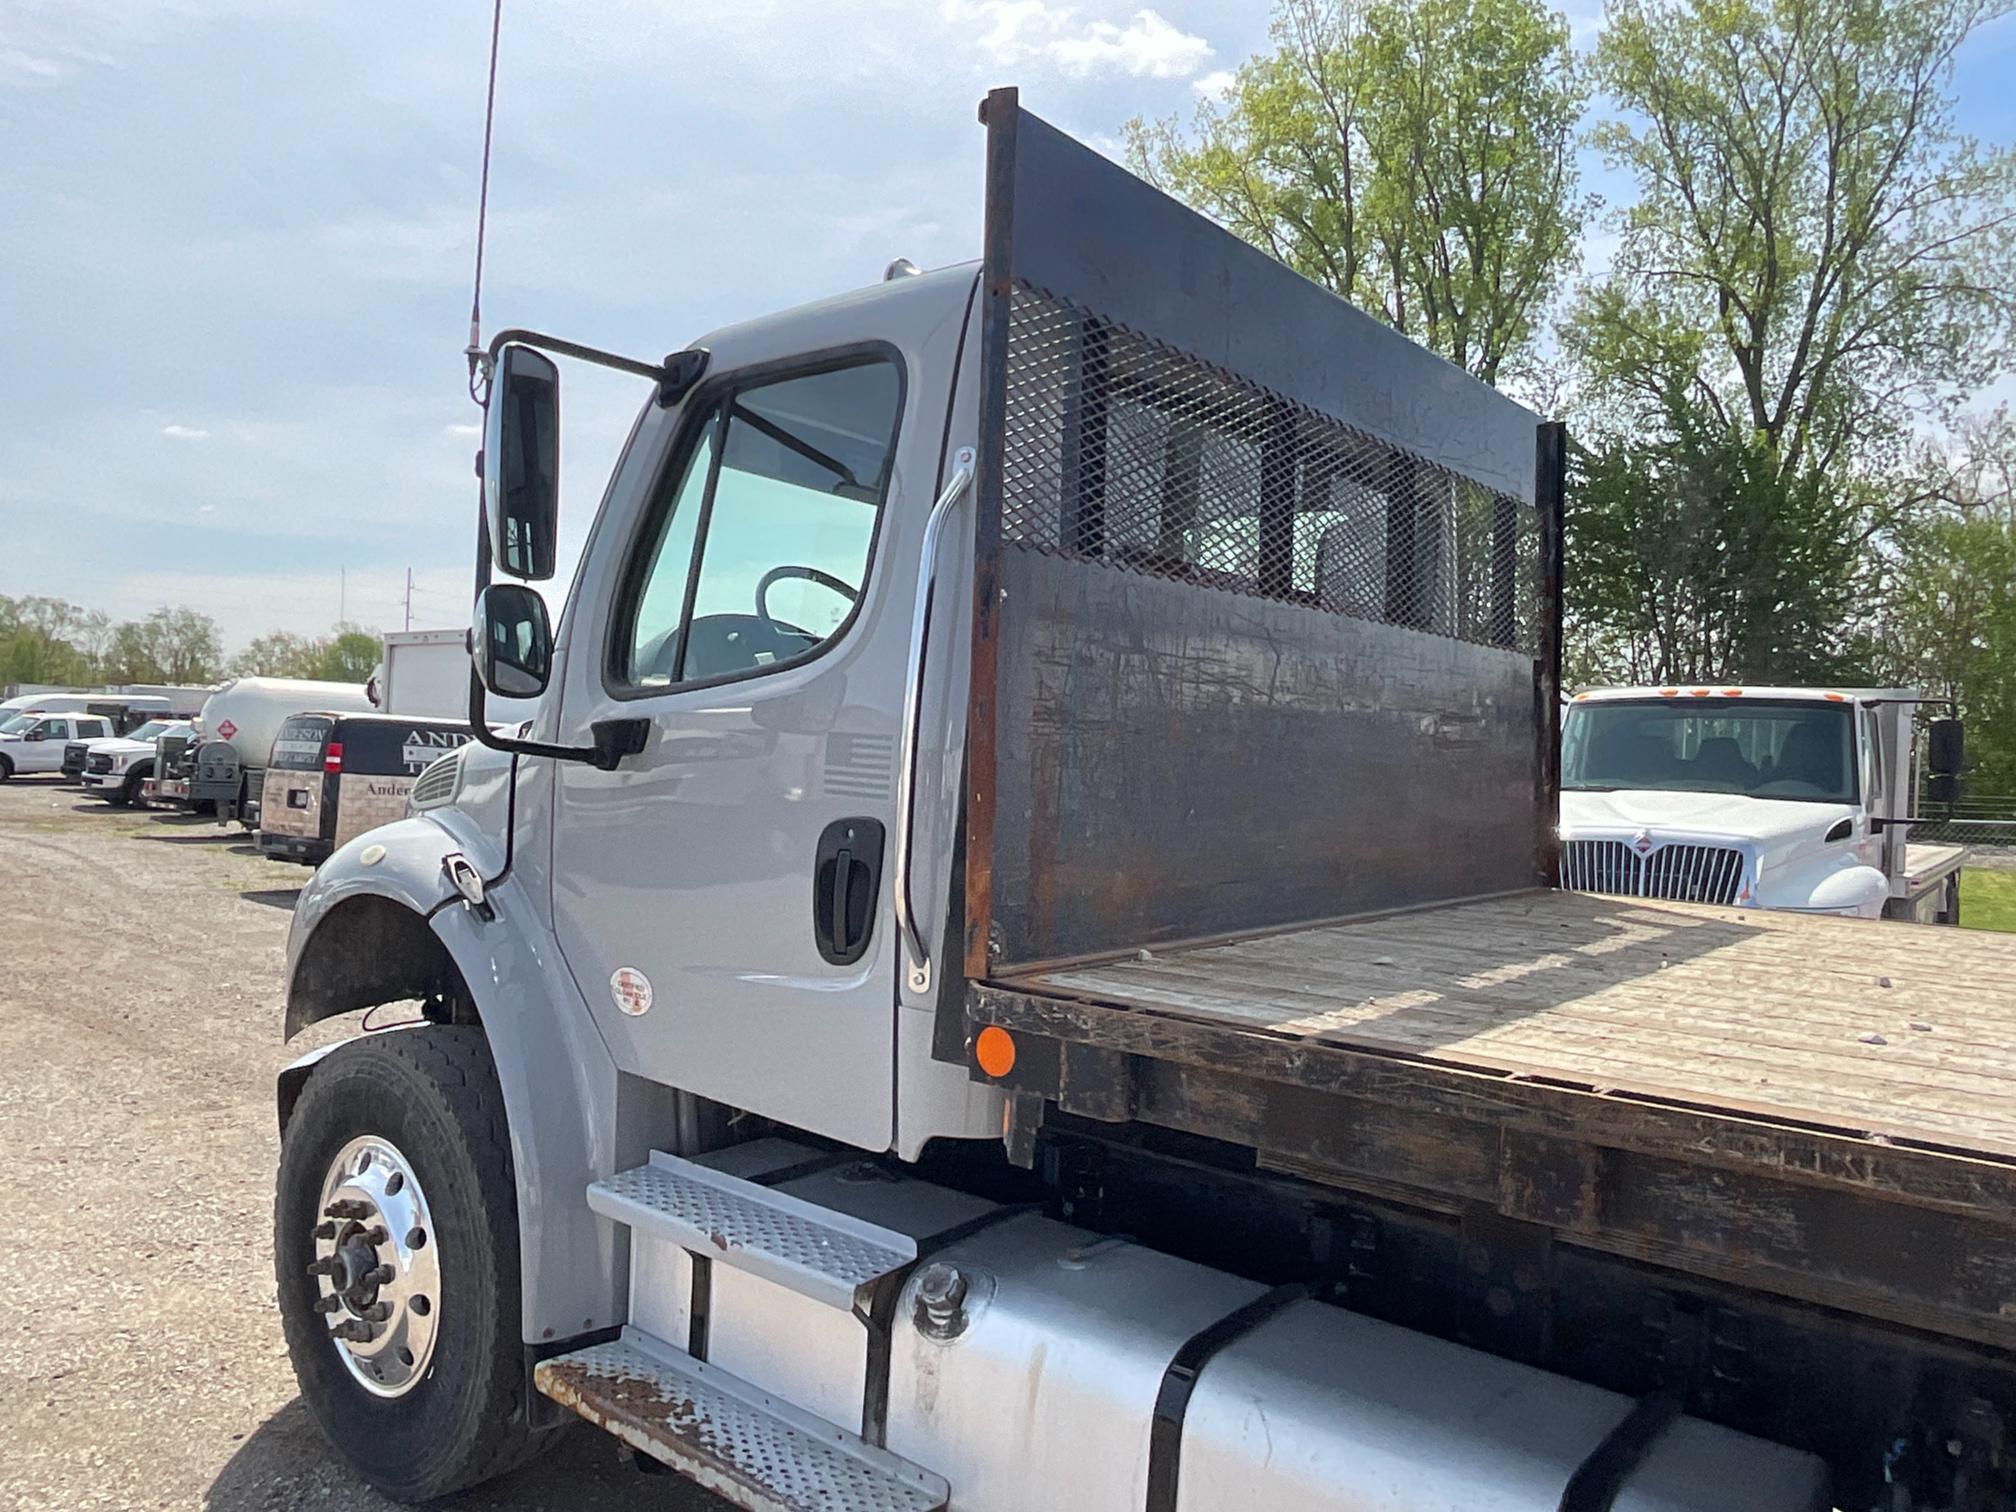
(1560, 839), (1744, 906)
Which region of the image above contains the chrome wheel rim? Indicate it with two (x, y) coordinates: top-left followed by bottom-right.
(311, 1135), (441, 1399)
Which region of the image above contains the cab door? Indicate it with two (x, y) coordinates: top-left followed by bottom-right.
(545, 279), (971, 1151)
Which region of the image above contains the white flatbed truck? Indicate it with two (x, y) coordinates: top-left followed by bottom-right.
(273, 92), (2016, 1512)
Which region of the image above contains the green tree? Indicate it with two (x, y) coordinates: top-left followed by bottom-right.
(232, 631), (325, 678)
(1126, 0), (1588, 385)
(312, 627), (381, 684)
(99, 607), (223, 684)
(0, 595), (101, 686)
(1566, 408), (1875, 684)
(1570, 0), (2016, 486)
(1877, 415), (2016, 792)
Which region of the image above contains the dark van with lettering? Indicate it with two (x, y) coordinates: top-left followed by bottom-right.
(256, 713), (474, 866)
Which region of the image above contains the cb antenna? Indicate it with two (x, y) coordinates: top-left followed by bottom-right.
(466, 0), (504, 406)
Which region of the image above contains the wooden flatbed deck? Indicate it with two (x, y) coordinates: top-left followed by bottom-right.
(966, 890), (2016, 1350)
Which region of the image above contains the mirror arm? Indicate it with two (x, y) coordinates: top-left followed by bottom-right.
(466, 672), (622, 769)
(486, 328), (708, 407)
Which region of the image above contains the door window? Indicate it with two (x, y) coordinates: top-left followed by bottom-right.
(616, 357), (903, 690)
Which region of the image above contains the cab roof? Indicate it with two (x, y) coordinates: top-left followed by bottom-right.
(1571, 685), (1920, 705)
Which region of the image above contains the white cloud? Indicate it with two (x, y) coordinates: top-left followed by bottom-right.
(159, 423), (209, 440)
(1050, 11), (1212, 78)
(945, 2), (1212, 79)
(443, 422), (481, 439)
(1192, 67), (1237, 97)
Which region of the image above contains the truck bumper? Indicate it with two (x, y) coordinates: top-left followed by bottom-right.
(258, 831), (331, 867)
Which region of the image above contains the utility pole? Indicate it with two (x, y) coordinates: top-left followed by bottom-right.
(405, 568), (414, 632)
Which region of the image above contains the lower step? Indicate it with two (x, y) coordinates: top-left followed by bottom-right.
(534, 1332), (949, 1512)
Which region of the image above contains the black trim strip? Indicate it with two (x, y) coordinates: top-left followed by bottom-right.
(1557, 1392), (1683, 1512)
(1145, 1283), (1311, 1512)
(856, 1203), (1039, 1448)
(686, 1253), (712, 1362)
(744, 1150), (862, 1189)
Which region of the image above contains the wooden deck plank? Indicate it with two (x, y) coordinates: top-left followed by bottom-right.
(1009, 891), (2016, 1160)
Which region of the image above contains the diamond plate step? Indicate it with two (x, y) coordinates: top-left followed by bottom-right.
(589, 1152), (917, 1309)
(536, 1333), (949, 1512)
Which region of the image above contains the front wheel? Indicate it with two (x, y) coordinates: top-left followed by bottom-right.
(275, 1027), (557, 1501)
(0, 754), (12, 781)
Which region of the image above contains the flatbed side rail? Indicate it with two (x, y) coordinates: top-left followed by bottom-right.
(962, 978), (2016, 1355)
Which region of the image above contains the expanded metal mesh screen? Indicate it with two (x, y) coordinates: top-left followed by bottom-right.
(998, 284), (1543, 653)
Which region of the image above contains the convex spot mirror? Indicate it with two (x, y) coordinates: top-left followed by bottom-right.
(483, 343), (560, 582)
(1928, 717), (1965, 778)
(473, 584), (553, 699)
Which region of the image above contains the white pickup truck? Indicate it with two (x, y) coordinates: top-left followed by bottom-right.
(1559, 685), (1967, 923)
(77, 719), (194, 807)
(0, 709), (118, 780)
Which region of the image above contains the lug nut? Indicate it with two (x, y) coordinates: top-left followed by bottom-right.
(362, 1226), (387, 1246)
(305, 1257), (342, 1277)
(361, 1302), (392, 1322)
(312, 1221), (337, 1241)
(325, 1199), (372, 1221)
(312, 1295), (341, 1314)
(331, 1320), (376, 1343)
(365, 1264), (395, 1287)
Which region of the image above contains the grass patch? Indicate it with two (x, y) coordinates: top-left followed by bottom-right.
(1961, 869), (2016, 933)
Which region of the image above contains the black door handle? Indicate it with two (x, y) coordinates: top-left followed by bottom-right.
(814, 818), (886, 966)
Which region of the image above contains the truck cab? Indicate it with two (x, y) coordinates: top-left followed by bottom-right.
(271, 92), (2016, 1512)
(0, 709), (117, 779)
(1559, 686), (1966, 922)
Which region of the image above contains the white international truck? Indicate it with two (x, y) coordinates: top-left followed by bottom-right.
(1560, 685), (1968, 924)
(271, 93), (2016, 1512)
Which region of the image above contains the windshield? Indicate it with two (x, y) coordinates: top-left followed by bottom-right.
(1563, 699), (1857, 804)
(0, 713), (37, 734)
(127, 720), (173, 741)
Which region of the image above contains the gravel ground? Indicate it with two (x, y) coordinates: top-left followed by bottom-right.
(0, 778), (718, 1512)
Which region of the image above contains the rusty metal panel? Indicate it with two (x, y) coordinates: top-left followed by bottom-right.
(962, 89), (1557, 975)
(983, 554), (1543, 968)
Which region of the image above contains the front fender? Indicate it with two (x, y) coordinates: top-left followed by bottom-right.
(282, 815), (630, 1344)
(1757, 859), (1891, 919)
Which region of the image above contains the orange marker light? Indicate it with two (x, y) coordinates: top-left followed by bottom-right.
(1689, 689), (1712, 698)
(1825, 693), (1847, 702)
(1658, 689), (1679, 698)
(1721, 689), (1744, 697)
(975, 1025), (1017, 1079)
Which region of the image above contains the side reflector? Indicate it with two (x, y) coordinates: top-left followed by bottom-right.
(975, 1025), (1016, 1079)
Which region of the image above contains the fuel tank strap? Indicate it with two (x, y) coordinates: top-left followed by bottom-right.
(1144, 1282), (1312, 1512)
(1557, 1391), (1683, 1512)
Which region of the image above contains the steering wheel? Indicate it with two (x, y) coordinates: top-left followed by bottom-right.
(755, 564), (857, 633)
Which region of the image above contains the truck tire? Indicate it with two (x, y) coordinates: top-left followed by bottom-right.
(112, 767), (148, 807)
(0, 754), (11, 781)
(275, 1026), (558, 1502)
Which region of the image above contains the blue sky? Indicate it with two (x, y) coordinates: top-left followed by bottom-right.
(1, 1), (2009, 650)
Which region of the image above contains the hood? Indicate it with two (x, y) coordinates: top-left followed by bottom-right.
(1561, 789), (1857, 852)
(88, 737), (159, 757)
